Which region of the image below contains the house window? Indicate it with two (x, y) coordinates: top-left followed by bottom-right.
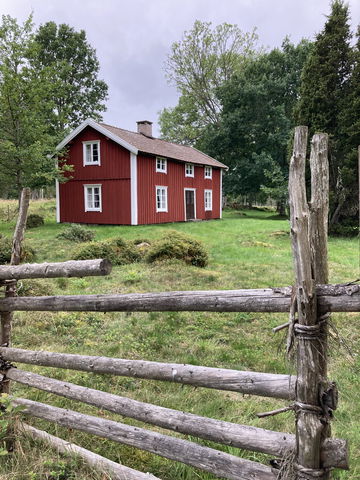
(204, 189), (212, 211)
(204, 166), (212, 179)
(185, 163), (194, 177)
(83, 141), (100, 165)
(156, 186), (168, 212)
(84, 185), (102, 212)
(156, 157), (167, 173)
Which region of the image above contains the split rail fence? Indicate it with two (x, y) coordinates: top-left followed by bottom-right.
(0, 127), (359, 480)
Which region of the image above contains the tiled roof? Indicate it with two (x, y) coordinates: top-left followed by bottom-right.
(99, 122), (227, 169)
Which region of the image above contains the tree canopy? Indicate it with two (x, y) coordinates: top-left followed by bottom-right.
(0, 15), (56, 197)
(0, 15), (108, 198)
(33, 22), (108, 136)
(160, 21), (260, 144)
(199, 38), (312, 211)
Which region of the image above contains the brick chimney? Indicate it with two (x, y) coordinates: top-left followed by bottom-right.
(137, 120), (153, 137)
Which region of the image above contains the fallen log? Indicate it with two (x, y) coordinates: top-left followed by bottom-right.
(0, 347), (295, 399)
(0, 284), (359, 313)
(0, 259), (111, 281)
(15, 398), (276, 480)
(5, 368), (347, 469)
(21, 423), (160, 480)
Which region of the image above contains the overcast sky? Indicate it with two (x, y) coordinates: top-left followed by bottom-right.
(1, 0), (359, 136)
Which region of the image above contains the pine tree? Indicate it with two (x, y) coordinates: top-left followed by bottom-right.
(295, 0), (353, 224)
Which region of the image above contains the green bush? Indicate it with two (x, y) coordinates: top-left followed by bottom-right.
(18, 279), (54, 296)
(57, 224), (95, 243)
(0, 236), (35, 264)
(329, 221), (358, 237)
(26, 214), (44, 228)
(146, 230), (208, 267)
(73, 237), (141, 265)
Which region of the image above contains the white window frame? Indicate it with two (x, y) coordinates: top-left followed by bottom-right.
(185, 163), (194, 177)
(156, 186), (168, 212)
(204, 189), (212, 211)
(83, 140), (101, 166)
(156, 156), (167, 173)
(204, 166), (212, 179)
(84, 184), (102, 212)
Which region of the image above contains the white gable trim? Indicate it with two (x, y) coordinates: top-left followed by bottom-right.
(55, 118), (138, 155)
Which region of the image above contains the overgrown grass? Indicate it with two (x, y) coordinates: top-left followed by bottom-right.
(0, 199), (359, 479)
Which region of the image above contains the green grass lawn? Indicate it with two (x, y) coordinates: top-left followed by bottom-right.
(0, 199), (359, 480)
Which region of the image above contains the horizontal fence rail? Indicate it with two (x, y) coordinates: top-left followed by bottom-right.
(0, 347), (296, 399)
(15, 398), (277, 480)
(0, 284), (359, 313)
(3, 367), (347, 469)
(21, 423), (161, 480)
(0, 259), (112, 281)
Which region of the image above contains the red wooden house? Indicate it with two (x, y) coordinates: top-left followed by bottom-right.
(56, 119), (227, 225)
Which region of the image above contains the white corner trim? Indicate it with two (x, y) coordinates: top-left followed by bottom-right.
(55, 179), (60, 223)
(220, 169), (223, 219)
(130, 152), (138, 225)
(55, 118), (138, 155)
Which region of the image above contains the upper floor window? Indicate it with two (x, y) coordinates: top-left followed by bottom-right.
(204, 166), (212, 179)
(84, 184), (102, 212)
(156, 186), (168, 212)
(204, 189), (212, 211)
(185, 163), (194, 177)
(83, 141), (100, 166)
(156, 157), (167, 173)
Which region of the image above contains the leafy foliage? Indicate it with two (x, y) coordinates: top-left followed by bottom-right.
(0, 15), (58, 197)
(33, 22), (108, 135)
(26, 214), (44, 228)
(146, 230), (208, 267)
(200, 38), (312, 208)
(160, 21), (259, 144)
(57, 224), (95, 243)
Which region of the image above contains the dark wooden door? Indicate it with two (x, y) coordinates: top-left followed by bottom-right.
(185, 190), (195, 220)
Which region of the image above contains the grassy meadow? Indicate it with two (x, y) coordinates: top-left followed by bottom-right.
(0, 199), (359, 480)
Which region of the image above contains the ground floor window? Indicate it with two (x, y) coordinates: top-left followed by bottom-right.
(156, 186), (168, 212)
(204, 189), (212, 211)
(84, 184), (102, 212)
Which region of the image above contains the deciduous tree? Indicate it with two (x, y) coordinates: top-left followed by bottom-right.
(33, 22), (108, 136)
(160, 21), (259, 143)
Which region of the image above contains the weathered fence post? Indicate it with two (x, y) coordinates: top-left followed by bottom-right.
(0, 187), (30, 394)
(289, 127), (330, 479)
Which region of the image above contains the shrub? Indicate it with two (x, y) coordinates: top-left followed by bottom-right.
(0, 236), (35, 264)
(57, 224), (95, 243)
(26, 214), (44, 228)
(146, 230), (208, 267)
(73, 237), (141, 265)
(18, 279), (54, 296)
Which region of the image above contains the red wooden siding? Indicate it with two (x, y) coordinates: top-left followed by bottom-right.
(59, 126), (132, 224)
(59, 179), (131, 224)
(137, 154), (221, 225)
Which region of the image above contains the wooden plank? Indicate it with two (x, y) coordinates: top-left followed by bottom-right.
(0, 286), (359, 313)
(310, 133), (332, 479)
(0, 347), (296, 399)
(15, 398), (276, 480)
(21, 423), (161, 480)
(0, 259), (112, 281)
(289, 127), (324, 476)
(5, 368), (347, 469)
(1, 187), (30, 396)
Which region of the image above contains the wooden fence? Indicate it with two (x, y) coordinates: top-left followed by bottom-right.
(0, 127), (358, 479)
